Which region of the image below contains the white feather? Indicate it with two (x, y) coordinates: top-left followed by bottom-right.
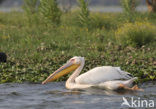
(75, 66), (132, 84)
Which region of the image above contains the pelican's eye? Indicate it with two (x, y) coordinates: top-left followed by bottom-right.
(70, 59), (75, 62)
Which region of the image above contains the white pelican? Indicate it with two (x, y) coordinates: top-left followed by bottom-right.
(42, 56), (142, 91)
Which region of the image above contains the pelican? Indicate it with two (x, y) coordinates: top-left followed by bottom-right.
(42, 56), (142, 91)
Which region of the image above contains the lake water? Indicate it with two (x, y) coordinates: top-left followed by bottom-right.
(0, 6), (148, 12)
(0, 82), (155, 109)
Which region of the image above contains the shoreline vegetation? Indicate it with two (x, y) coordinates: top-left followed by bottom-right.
(0, 0), (155, 83)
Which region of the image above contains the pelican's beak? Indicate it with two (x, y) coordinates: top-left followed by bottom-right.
(42, 61), (80, 84)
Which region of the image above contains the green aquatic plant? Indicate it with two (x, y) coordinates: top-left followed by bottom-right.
(0, 11), (155, 83)
(115, 21), (156, 47)
(40, 0), (62, 25)
(77, 0), (90, 27)
(23, 0), (38, 14)
(120, 0), (138, 22)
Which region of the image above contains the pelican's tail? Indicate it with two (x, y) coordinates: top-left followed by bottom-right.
(124, 77), (138, 87)
(118, 77), (143, 91)
(128, 77), (138, 83)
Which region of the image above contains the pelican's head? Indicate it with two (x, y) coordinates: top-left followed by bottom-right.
(42, 56), (84, 84)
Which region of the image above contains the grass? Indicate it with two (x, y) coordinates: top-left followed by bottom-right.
(115, 21), (156, 47)
(0, 11), (156, 83)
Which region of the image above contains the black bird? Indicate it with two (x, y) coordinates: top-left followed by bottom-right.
(0, 52), (7, 62)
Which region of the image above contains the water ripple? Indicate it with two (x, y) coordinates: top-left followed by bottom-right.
(0, 82), (155, 109)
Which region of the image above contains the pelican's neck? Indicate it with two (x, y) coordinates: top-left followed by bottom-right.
(66, 59), (85, 84)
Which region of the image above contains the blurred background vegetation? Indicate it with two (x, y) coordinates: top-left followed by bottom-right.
(0, 0), (155, 83)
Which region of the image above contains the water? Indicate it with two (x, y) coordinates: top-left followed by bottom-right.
(0, 82), (155, 109)
(0, 6), (148, 12)
(89, 6), (148, 12)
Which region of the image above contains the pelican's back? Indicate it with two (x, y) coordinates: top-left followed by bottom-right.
(75, 66), (132, 84)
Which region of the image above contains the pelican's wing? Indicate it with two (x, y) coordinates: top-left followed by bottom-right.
(75, 66), (133, 84)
